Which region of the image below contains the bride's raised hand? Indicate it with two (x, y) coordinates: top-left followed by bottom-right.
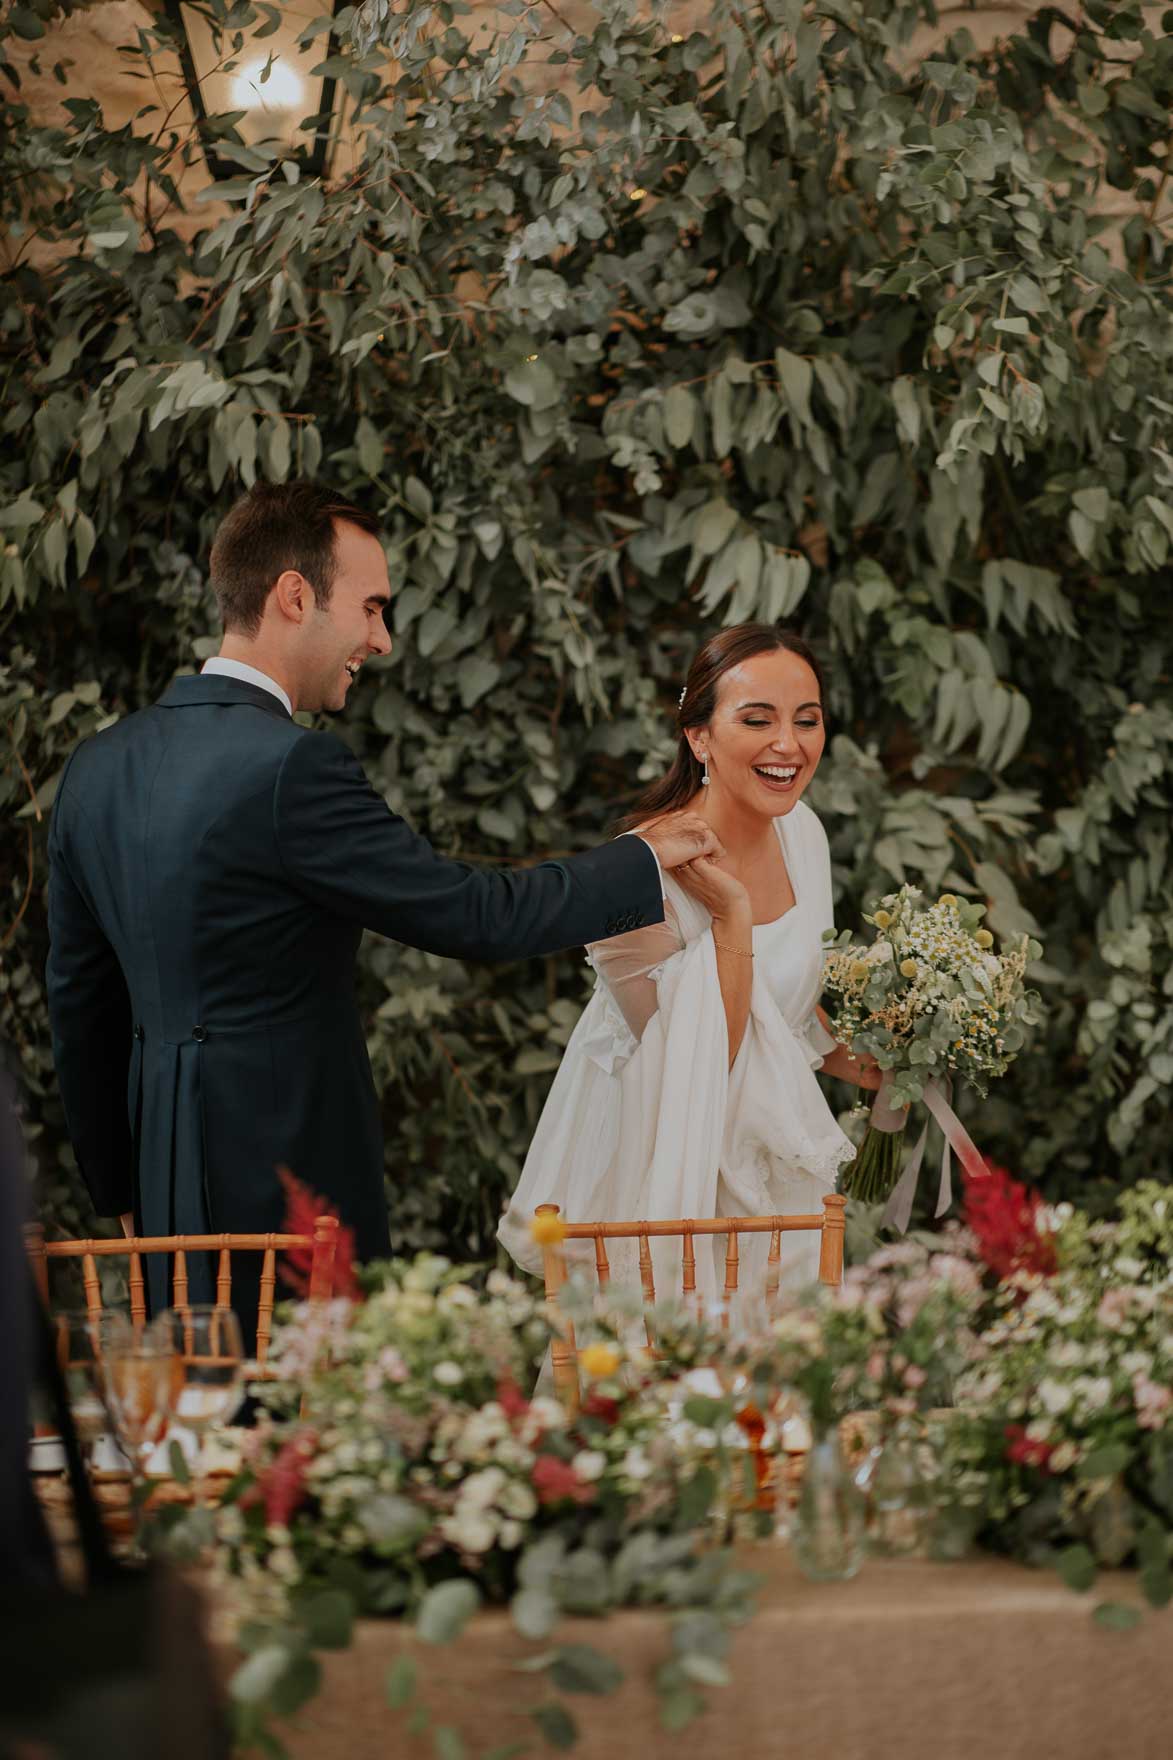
(674, 854), (750, 925)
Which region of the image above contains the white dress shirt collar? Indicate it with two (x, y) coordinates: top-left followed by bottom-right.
(201, 657), (293, 717)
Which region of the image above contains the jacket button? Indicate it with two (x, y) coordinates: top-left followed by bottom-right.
(192, 1025), (208, 1043)
(133, 1024), (144, 1042)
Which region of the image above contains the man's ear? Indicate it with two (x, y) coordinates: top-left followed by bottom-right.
(272, 569), (310, 625)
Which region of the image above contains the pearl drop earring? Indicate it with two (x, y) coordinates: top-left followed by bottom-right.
(701, 752), (710, 787)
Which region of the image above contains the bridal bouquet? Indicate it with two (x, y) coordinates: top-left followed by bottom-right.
(821, 887), (1042, 1220)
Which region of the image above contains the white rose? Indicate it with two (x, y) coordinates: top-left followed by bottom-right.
(433, 1361), (464, 1386)
(622, 1446), (653, 1481)
(1080, 1377), (1112, 1410)
(1038, 1380), (1072, 1416)
(493, 1437), (531, 1471)
(499, 1480), (538, 1520)
(572, 1450), (608, 1483)
(1049, 1441), (1079, 1473)
(867, 942), (895, 964)
(268, 1546), (300, 1583)
(499, 1520), (524, 1550)
(460, 1467), (506, 1510)
(442, 1511), (496, 1554)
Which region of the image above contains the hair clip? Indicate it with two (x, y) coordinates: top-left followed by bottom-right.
(677, 685), (687, 709)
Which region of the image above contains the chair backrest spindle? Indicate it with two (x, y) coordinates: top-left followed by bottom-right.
(723, 1230), (740, 1305)
(82, 1252), (101, 1323)
(128, 1251), (146, 1328)
(681, 1224), (696, 1304)
(765, 1227), (781, 1309)
(535, 1205), (580, 1414)
(593, 1235), (610, 1287)
(216, 1243), (232, 1308)
(637, 1232), (656, 1307)
(256, 1242), (277, 1366)
(172, 1247), (189, 1310)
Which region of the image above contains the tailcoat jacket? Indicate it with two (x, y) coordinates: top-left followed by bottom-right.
(45, 674), (662, 1320)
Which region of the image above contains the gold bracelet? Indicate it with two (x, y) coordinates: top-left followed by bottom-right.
(712, 938), (754, 958)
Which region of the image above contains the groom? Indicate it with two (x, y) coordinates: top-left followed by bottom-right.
(46, 481), (717, 1333)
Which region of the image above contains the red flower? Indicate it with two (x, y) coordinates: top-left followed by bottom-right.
(962, 1161), (1058, 1283)
(581, 1393), (620, 1425)
(242, 1429), (318, 1526)
(1004, 1423), (1054, 1472)
(497, 1378), (530, 1422)
(277, 1167), (362, 1301)
(532, 1454), (595, 1506)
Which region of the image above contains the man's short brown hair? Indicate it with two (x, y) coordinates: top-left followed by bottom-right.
(209, 481), (381, 635)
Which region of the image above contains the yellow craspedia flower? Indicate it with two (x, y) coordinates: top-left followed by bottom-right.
(849, 960), (870, 982)
(938, 893), (958, 908)
(873, 910), (892, 929)
(900, 958), (918, 978)
(530, 1211), (567, 1246)
(579, 1343), (621, 1379)
(975, 929), (994, 949)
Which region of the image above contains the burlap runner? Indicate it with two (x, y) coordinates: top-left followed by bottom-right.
(267, 1545), (1171, 1760)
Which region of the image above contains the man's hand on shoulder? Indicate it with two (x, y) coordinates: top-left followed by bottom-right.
(636, 811), (724, 872)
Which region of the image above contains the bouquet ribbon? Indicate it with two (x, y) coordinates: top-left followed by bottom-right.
(869, 1072), (987, 1233)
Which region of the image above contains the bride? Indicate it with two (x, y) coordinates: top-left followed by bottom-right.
(497, 623), (881, 1302)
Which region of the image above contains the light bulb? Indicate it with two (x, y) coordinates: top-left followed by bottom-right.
(228, 58), (306, 115)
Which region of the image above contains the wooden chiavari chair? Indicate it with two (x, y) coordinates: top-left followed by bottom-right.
(536, 1194), (846, 1411)
(24, 1215), (340, 1371)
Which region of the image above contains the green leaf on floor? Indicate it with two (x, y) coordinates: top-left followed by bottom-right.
(529, 1703), (578, 1749)
(417, 1579), (482, 1644)
(386, 1654), (417, 1708)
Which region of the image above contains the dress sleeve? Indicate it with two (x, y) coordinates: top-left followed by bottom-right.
(797, 1010), (839, 1070)
(586, 900), (688, 1044)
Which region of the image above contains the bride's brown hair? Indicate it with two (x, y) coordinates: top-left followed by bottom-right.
(616, 623), (825, 834)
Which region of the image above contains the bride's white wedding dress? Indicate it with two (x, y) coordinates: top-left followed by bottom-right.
(497, 799), (855, 1303)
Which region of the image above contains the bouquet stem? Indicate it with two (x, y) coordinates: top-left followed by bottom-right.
(840, 1125), (907, 1205)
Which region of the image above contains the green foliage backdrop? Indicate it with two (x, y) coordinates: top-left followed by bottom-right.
(2, 0), (1171, 1251)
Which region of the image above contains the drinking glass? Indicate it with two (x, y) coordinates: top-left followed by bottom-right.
(150, 1305), (244, 1505)
(100, 1328), (177, 1549)
(52, 1310), (131, 1468)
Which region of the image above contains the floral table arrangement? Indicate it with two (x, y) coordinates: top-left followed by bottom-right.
(822, 886), (1043, 1223)
(944, 1172), (1173, 1625)
(215, 1254), (760, 1755)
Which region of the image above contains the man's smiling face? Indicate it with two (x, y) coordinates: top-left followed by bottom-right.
(298, 520), (393, 713)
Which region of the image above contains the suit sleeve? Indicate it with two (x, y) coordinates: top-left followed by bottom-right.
(45, 772), (133, 1217)
(273, 731), (665, 961)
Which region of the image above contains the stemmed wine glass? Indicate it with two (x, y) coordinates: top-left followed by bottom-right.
(99, 1323), (178, 1550)
(150, 1305), (244, 1509)
(52, 1310), (132, 1471)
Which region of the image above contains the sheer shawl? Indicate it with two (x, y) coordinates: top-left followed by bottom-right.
(496, 801), (854, 1300)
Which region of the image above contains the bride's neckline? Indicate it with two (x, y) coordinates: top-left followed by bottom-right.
(749, 815), (799, 930)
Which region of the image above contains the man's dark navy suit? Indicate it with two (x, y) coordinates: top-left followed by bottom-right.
(46, 673), (661, 1330)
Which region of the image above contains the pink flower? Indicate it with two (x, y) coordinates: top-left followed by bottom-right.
(1096, 1289), (1132, 1330)
(866, 1351), (885, 1382)
(1133, 1375), (1172, 1431)
(903, 1365), (927, 1390)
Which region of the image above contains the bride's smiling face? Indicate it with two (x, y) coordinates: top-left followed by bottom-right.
(688, 649), (826, 817)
